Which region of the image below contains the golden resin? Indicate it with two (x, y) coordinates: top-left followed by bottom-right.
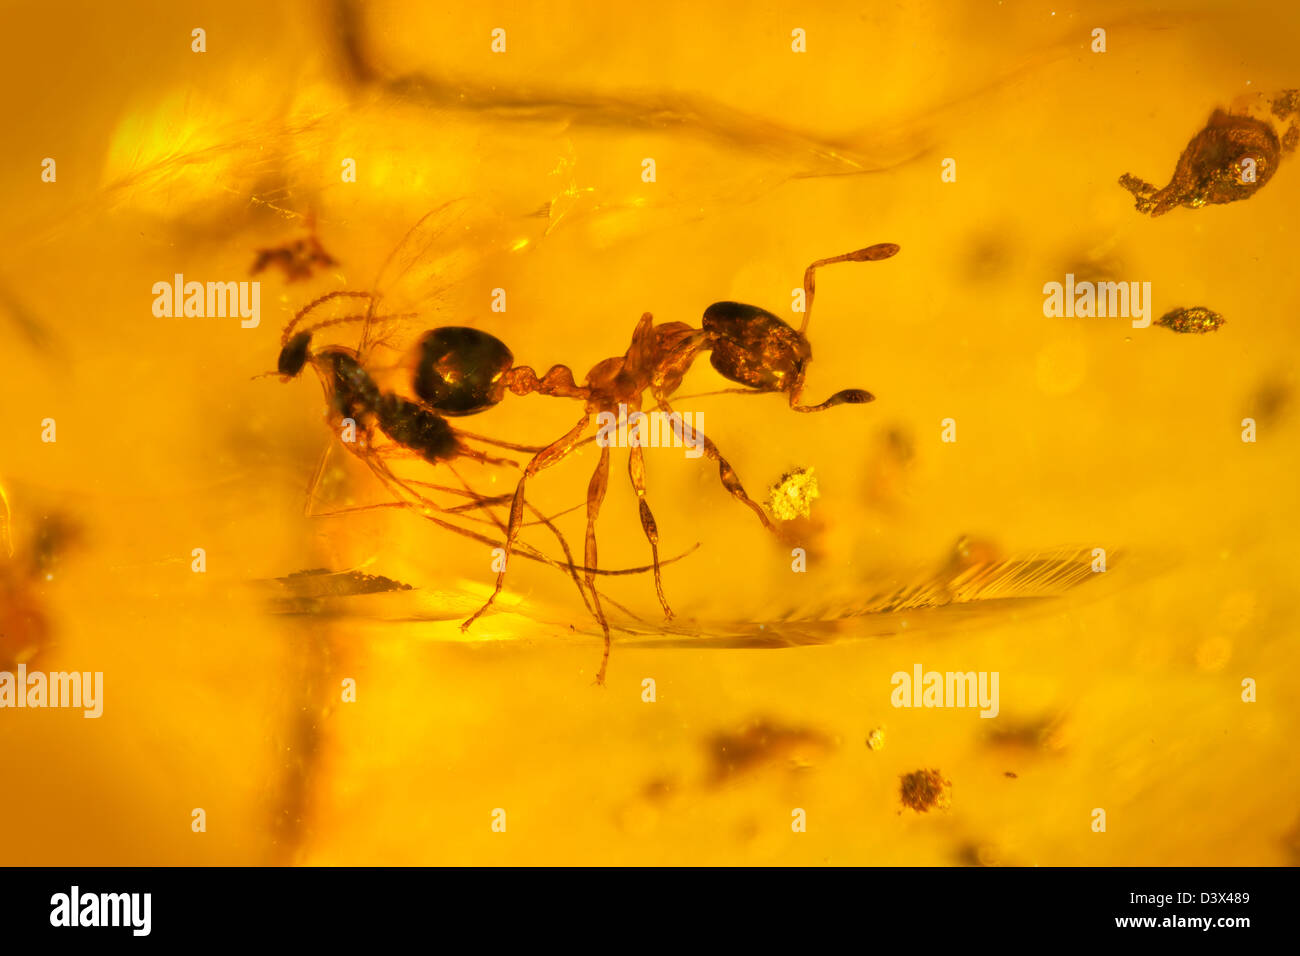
(1, 0), (1297, 866)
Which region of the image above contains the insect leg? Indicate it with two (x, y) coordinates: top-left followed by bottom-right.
(362, 448), (700, 578)
(656, 398), (773, 532)
(302, 445), (333, 517)
(453, 428), (549, 454)
(461, 412), (593, 632)
(446, 461), (597, 623)
(454, 445), (523, 469)
(583, 444), (613, 684)
(627, 443), (673, 619)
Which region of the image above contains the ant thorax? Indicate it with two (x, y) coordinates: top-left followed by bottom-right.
(313, 348), (383, 427)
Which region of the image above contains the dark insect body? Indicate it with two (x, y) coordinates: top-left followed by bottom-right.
(461, 242), (901, 682)
(271, 290), (685, 638)
(267, 208), (896, 683)
(414, 326), (515, 416)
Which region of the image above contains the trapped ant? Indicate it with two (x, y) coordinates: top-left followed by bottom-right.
(463, 242), (901, 681)
(266, 212), (695, 639)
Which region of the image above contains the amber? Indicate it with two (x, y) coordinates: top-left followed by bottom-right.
(2, 1), (1298, 869)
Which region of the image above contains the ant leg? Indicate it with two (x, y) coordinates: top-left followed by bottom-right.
(583, 445), (614, 684)
(454, 444), (522, 469)
(402, 478), (514, 512)
(361, 452), (523, 555)
(526, 499), (598, 622)
(443, 462), (512, 536)
(657, 399), (774, 533)
(405, 478), (637, 625)
(298, 443), (415, 520)
(364, 455), (511, 535)
(366, 447), (699, 579)
(446, 461), (597, 622)
(302, 446), (332, 517)
(422, 474), (635, 625)
(407, 482), (585, 527)
(627, 443), (673, 619)
(306, 501), (414, 518)
(297, 445), (629, 633)
(301, 440), (483, 523)
(461, 412), (593, 632)
(454, 428), (548, 454)
(302, 444), (501, 524)
(308, 426), (696, 584)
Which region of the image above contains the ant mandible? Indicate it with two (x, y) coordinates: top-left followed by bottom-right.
(460, 242), (902, 683)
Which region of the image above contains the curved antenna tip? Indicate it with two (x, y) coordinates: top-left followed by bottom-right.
(855, 242), (900, 261)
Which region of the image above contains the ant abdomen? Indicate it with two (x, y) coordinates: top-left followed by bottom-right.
(377, 394), (460, 463)
(414, 327), (514, 416)
(702, 302), (811, 394)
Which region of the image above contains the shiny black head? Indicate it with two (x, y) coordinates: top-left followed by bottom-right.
(278, 331), (312, 378)
(702, 302), (873, 411)
(413, 327), (514, 416)
(702, 303), (812, 395)
(701, 243), (895, 410)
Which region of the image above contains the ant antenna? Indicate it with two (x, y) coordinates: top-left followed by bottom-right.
(286, 310), (419, 347)
(799, 242), (900, 334)
(790, 387), (875, 413)
(282, 291), (377, 345)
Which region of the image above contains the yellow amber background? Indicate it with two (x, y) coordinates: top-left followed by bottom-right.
(0, 0), (1296, 864)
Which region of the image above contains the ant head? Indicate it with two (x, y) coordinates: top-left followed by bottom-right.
(277, 331), (313, 378)
(702, 303), (813, 396)
(413, 327), (515, 416)
(702, 302), (875, 411)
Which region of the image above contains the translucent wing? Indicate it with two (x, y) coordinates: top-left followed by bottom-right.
(592, 544), (1128, 648)
(358, 198), (524, 356)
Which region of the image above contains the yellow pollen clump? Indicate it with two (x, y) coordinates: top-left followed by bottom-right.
(767, 468), (820, 520)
